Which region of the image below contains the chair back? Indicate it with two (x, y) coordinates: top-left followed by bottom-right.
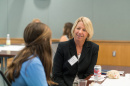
(0, 70), (11, 86)
(52, 42), (59, 59)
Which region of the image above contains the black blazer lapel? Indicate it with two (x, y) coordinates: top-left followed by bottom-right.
(79, 41), (91, 62)
(69, 39), (77, 58)
(66, 39), (78, 74)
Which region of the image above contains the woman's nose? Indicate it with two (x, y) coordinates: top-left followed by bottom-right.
(79, 29), (82, 33)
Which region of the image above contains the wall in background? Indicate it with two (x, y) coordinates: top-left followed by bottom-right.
(95, 40), (130, 66)
(0, 0), (130, 40)
(1, 38), (130, 66)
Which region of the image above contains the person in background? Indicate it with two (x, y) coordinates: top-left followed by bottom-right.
(59, 22), (73, 42)
(32, 18), (41, 23)
(5, 22), (57, 86)
(52, 17), (99, 86)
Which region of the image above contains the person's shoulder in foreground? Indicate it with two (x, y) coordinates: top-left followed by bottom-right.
(12, 56), (48, 86)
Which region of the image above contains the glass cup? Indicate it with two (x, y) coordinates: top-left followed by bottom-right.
(78, 79), (87, 86)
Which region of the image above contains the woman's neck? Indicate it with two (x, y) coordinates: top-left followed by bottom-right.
(74, 38), (85, 55)
(74, 39), (85, 48)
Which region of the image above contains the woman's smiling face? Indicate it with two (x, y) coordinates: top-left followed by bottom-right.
(73, 21), (89, 42)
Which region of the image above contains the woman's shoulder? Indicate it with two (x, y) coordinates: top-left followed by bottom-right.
(22, 56), (42, 68)
(60, 35), (68, 42)
(58, 39), (70, 48)
(87, 41), (99, 47)
(30, 56), (41, 64)
(29, 56), (42, 65)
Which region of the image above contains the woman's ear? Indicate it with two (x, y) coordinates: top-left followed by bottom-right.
(86, 34), (89, 41)
(87, 34), (90, 38)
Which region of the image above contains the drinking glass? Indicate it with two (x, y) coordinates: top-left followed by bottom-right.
(78, 79), (87, 86)
(125, 73), (130, 79)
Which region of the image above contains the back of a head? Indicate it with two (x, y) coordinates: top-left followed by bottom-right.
(32, 18), (41, 23)
(24, 22), (54, 83)
(63, 22), (73, 39)
(24, 22), (51, 47)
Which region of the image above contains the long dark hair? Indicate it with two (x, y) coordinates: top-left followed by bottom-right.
(63, 22), (73, 39)
(5, 22), (56, 85)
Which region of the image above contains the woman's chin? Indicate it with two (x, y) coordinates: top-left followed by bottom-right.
(75, 38), (83, 41)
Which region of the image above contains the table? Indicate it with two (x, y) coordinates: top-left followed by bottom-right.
(0, 50), (18, 72)
(86, 70), (130, 86)
(73, 74), (103, 86)
(85, 74), (104, 86)
(0, 45), (25, 72)
(0, 43), (58, 72)
(73, 65), (130, 86)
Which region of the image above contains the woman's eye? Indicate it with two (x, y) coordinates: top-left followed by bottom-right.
(77, 28), (80, 30)
(83, 29), (86, 31)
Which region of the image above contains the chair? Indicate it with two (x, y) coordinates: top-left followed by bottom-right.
(52, 42), (59, 59)
(0, 70), (11, 86)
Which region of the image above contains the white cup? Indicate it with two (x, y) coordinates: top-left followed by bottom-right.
(78, 79), (87, 86)
(125, 73), (130, 79)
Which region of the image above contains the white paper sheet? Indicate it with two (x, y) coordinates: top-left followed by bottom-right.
(0, 45), (25, 51)
(89, 75), (106, 81)
(101, 76), (130, 86)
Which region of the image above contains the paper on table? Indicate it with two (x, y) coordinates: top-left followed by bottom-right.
(0, 45), (25, 51)
(101, 76), (130, 86)
(89, 75), (106, 81)
(119, 71), (124, 75)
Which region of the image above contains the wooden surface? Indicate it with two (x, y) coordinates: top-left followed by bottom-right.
(0, 51), (18, 57)
(0, 51), (18, 69)
(94, 41), (130, 66)
(1, 38), (130, 66)
(101, 65), (130, 74)
(0, 38), (60, 44)
(0, 38), (24, 44)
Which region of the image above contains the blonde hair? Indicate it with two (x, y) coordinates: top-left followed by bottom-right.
(71, 17), (94, 41)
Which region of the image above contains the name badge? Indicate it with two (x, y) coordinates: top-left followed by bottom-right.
(68, 55), (78, 66)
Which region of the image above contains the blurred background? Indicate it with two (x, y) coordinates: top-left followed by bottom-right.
(0, 0), (130, 40)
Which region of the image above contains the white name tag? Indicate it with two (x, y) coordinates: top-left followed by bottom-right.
(68, 55), (78, 66)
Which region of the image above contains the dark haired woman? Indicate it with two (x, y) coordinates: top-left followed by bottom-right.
(60, 22), (73, 42)
(6, 22), (57, 86)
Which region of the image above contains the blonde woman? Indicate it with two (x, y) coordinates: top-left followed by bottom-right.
(52, 17), (99, 86)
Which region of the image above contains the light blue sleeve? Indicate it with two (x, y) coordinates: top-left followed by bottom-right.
(21, 59), (48, 86)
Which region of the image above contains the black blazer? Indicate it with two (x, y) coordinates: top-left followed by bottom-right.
(52, 39), (99, 86)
